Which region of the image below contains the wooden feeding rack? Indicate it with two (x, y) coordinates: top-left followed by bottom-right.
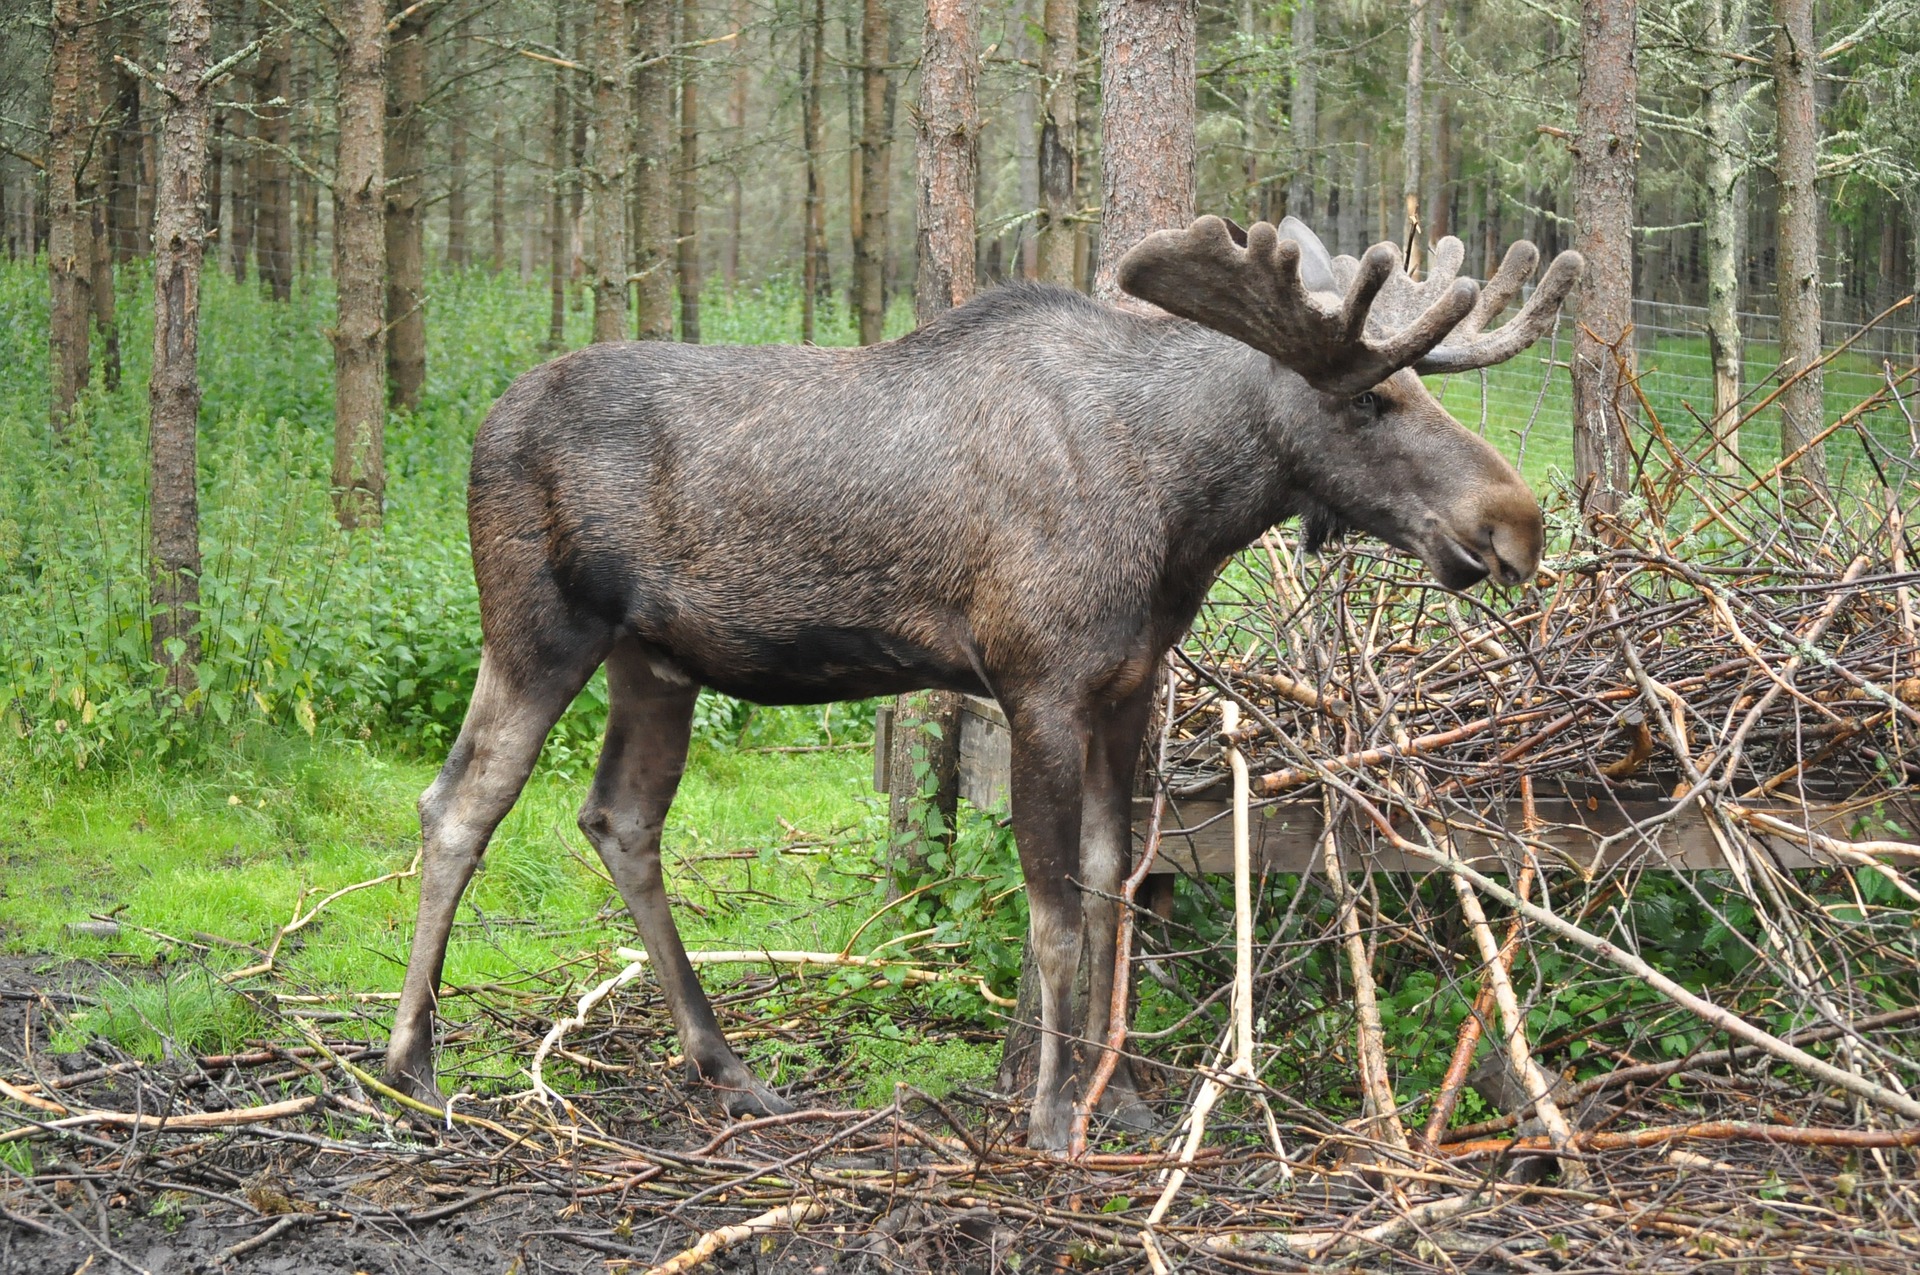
(874, 696), (1906, 876)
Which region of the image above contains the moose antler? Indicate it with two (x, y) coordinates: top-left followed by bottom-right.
(1115, 216), (1583, 395)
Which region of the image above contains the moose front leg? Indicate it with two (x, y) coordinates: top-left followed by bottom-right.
(1078, 684), (1157, 1132)
(1005, 697), (1093, 1151)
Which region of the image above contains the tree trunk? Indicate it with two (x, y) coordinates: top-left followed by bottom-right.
(1092, 0), (1195, 300)
(547, 10), (571, 349)
(726, 0), (748, 286)
(677, 0), (702, 342)
(1285, 0), (1316, 227)
(48, 0), (98, 435)
(447, 15), (470, 269)
(333, 0), (387, 529)
(1570, 0), (1638, 517)
(801, 0), (828, 343)
(1423, 1), (1447, 242)
(149, 0), (212, 691)
(491, 122), (507, 271)
(915, 0), (979, 319)
(1035, 0), (1077, 285)
(227, 74), (252, 284)
(633, 0), (676, 338)
(1703, 0), (1749, 472)
(1772, 0), (1827, 492)
(384, 3), (428, 408)
(109, 51), (143, 262)
(588, 0), (632, 342)
(90, 188), (120, 394)
(856, 0), (896, 340)
(1400, 0), (1425, 269)
(254, 30), (293, 301)
(294, 45), (319, 275)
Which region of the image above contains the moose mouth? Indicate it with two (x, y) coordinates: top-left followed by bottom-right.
(1428, 535), (1495, 591)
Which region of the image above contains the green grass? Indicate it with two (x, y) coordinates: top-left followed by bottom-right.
(0, 731), (899, 1060)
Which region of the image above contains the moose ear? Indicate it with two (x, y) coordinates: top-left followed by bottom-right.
(1276, 216), (1339, 293)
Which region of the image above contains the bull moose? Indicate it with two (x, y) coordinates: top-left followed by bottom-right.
(383, 216), (1582, 1150)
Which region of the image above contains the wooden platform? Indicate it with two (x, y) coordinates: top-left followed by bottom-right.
(874, 696), (1906, 876)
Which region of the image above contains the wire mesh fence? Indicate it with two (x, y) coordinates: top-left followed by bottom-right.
(1429, 296), (1919, 489)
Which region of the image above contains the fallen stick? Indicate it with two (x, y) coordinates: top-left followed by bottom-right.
(1446, 1119), (1920, 1157)
(1142, 703), (1266, 1267)
(637, 1198), (830, 1275)
(0, 1094), (323, 1144)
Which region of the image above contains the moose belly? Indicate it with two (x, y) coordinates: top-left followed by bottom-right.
(663, 623), (989, 705)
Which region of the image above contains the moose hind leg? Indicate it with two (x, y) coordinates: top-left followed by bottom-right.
(388, 646), (602, 1102)
(577, 639), (793, 1118)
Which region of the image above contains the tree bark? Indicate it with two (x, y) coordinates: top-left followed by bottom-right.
(588, 0), (632, 342)
(1703, 0), (1749, 472)
(800, 0), (828, 343)
(332, 0), (388, 529)
(48, 0), (98, 435)
(253, 29), (293, 301)
(1570, 0), (1638, 517)
(446, 15), (470, 269)
(1285, 0), (1316, 227)
(1035, 0), (1077, 285)
(915, 0), (979, 319)
(633, 0), (676, 338)
(1772, 0), (1827, 492)
(384, 3), (428, 408)
(149, 0), (212, 690)
(1400, 0), (1426, 269)
(677, 0), (702, 342)
(1092, 0), (1195, 299)
(548, 8), (571, 349)
(856, 0), (896, 340)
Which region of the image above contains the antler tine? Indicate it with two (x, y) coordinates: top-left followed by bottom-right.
(1451, 239), (1540, 342)
(1413, 247), (1585, 376)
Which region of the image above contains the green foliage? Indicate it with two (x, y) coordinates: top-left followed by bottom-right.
(51, 971), (263, 1062)
(0, 261), (877, 777)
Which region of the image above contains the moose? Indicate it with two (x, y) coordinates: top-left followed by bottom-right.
(384, 216), (1582, 1150)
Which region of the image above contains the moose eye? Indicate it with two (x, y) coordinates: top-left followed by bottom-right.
(1351, 391), (1381, 413)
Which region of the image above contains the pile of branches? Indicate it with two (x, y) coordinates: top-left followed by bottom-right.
(1130, 359), (1920, 1193)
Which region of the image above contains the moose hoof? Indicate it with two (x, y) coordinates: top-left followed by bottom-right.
(1095, 1094), (1158, 1134)
(381, 1063), (447, 1113)
(700, 1066), (794, 1119)
(1026, 1101), (1073, 1154)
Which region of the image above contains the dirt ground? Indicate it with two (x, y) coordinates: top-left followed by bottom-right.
(8, 951), (1920, 1274)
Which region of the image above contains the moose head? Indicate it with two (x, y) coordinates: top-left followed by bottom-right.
(1119, 214), (1582, 590)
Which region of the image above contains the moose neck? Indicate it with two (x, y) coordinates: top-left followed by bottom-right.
(1116, 319), (1318, 586)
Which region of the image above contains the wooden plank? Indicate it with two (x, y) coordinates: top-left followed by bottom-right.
(919, 693), (1902, 876)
